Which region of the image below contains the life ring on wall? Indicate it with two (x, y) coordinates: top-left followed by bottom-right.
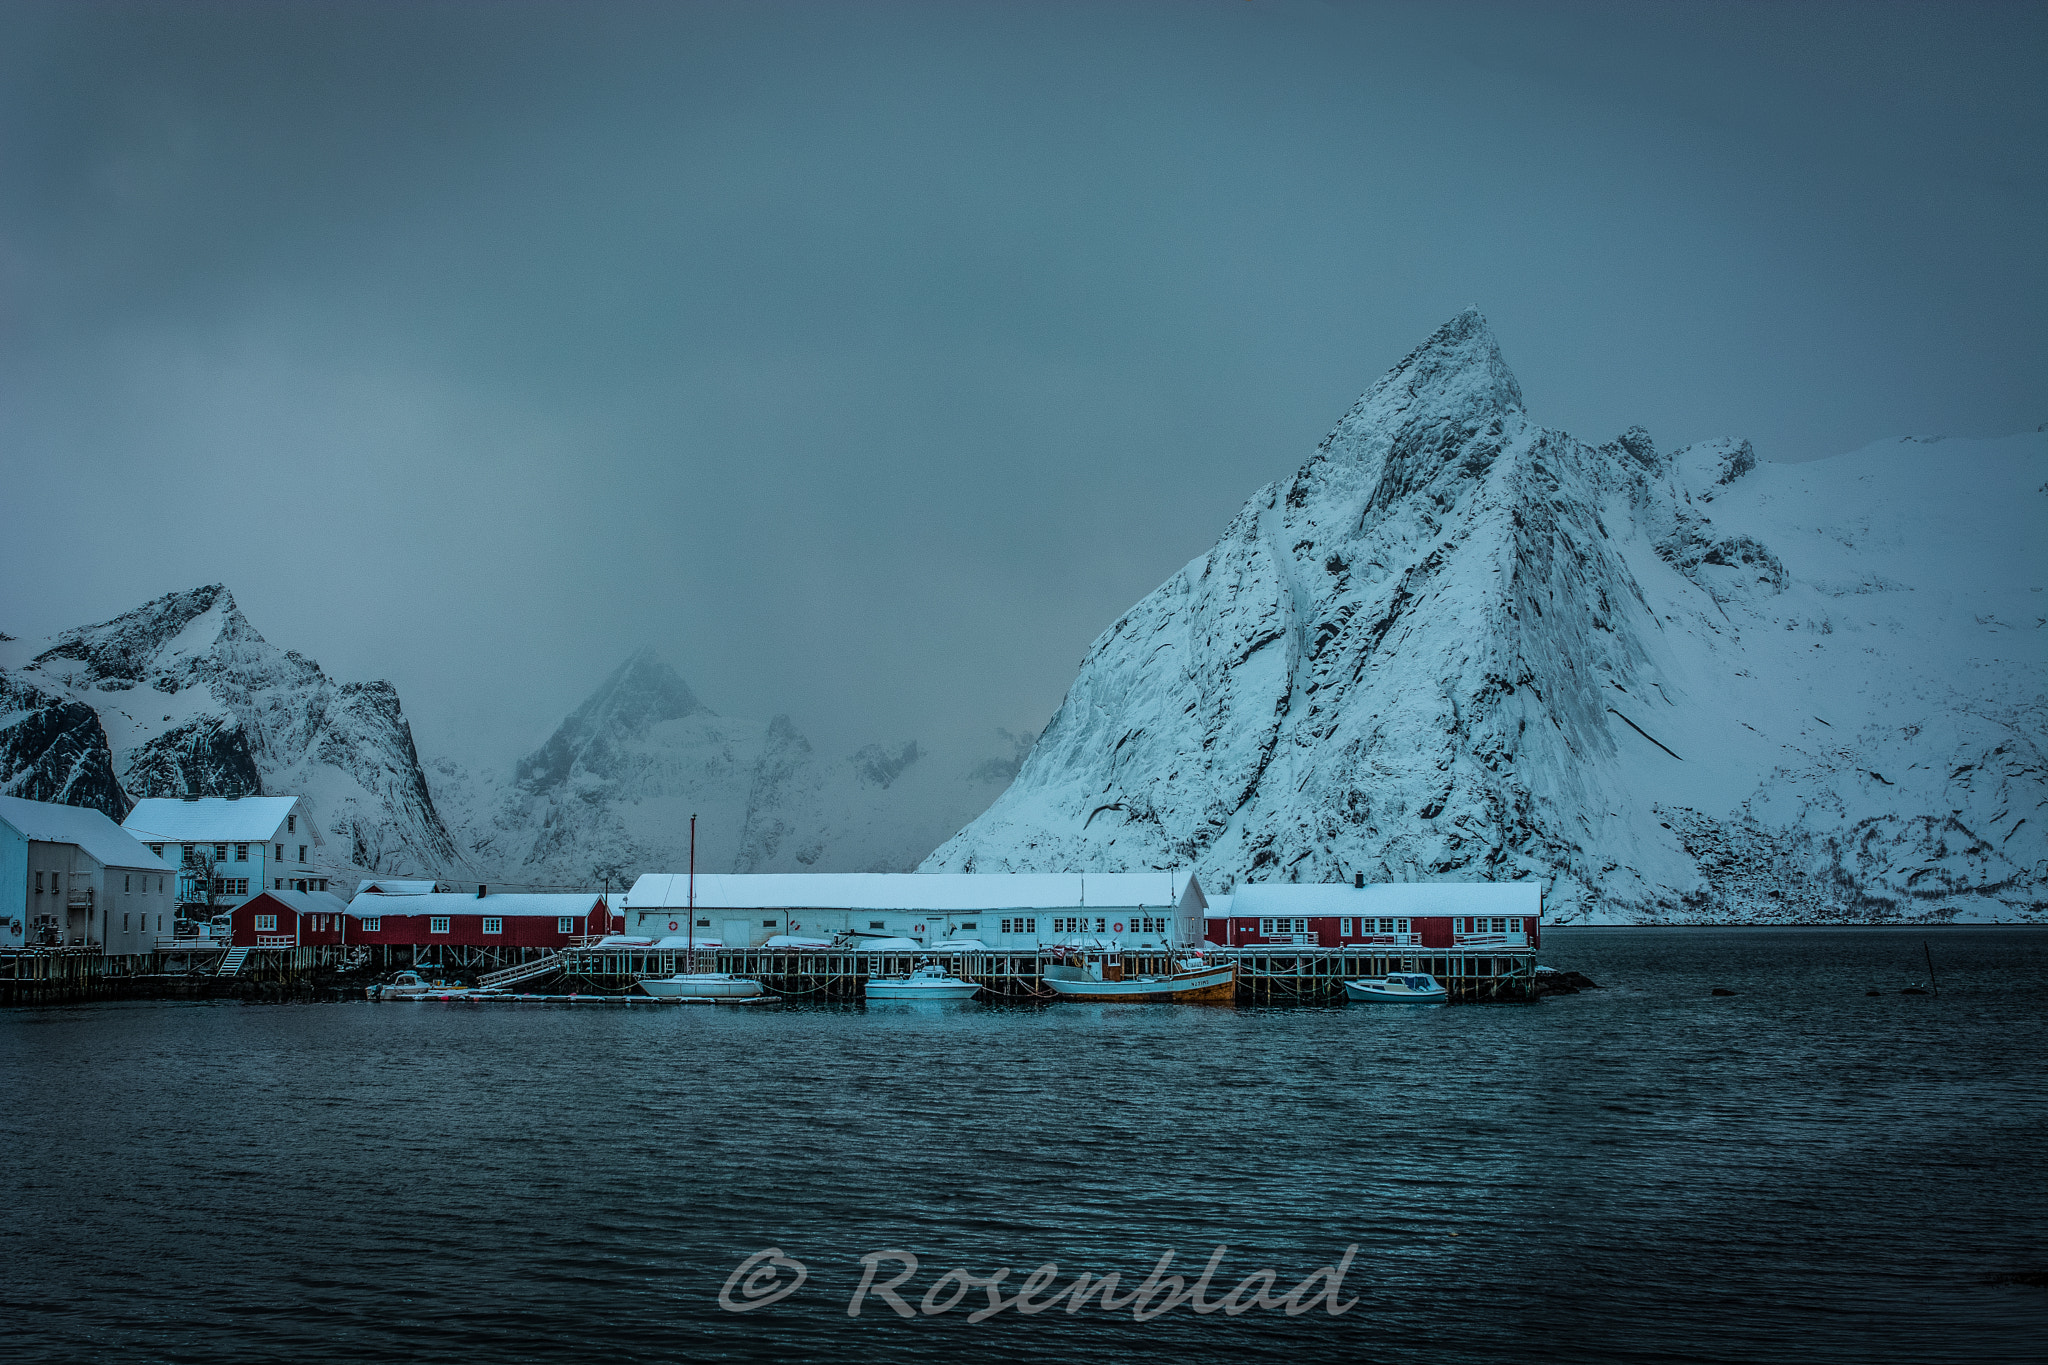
(1114, 922), (1125, 933)
(790, 922), (800, 931)
(668, 921), (679, 932)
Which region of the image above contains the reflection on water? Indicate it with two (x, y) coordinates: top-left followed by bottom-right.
(2, 927), (2044, 1362)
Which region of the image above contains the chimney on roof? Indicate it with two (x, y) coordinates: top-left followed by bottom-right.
(1354, 872), (1365, 889)
(477, 884), (486, 899)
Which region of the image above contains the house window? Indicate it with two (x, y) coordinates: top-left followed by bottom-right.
(869, 921), (885, 930)
(123, 913), (130, 930)
(1341, 918), (1353, 935)
(274, 879), (282, 889)
(430, 917), (450, 934)
(183, 845), (194, 862)
(149, 844), (163, 857)
(125, 875), (132, 893)
(298, 845), (307, 862)
(696, 918), (710, 928)
(1510, 918), (1523, 932)
(276, 845), (283, 860)
(1095, 918), (1106, 932)
(1001, 919), (1013, 934)
(556, 917), (573, 933)
(287, 814), (295, 834)
(235, 844), (248, 861)
(1025, 917), (1035, 932)
(254, 914), (277, 931)
(214, 844), (227, 859)
(482, 917), (503, 934)
(362, 917), (381, 933)
(959, 921), (977, 931)
(763, 919), (776, 928)
(318, 879), (327, 891)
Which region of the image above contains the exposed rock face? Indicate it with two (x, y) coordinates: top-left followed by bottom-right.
(0, 675), (129, 817)
(429, 650), (1026, 885)
(924, 310), (2047, 924)
(0, 586), (458, 875)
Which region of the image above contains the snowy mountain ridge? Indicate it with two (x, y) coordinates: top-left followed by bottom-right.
(0, 585), (458, 874)
(924, 310), (2046, 923)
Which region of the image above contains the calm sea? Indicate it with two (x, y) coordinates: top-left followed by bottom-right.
(3, 927), (2044, 1363)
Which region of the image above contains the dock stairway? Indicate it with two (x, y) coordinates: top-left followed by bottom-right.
(479, 950), (568, 990)
(216, 946), (251, 976)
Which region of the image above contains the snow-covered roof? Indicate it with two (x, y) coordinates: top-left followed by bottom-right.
(355, 879), (438, 896)
(123, 796), (320, 845)
(343, 891), (605, 919)
(246, 888), (349, 918)
(1225, 881), (1542, 917)
(623, 871), (1201, 912)
(0, 795), (172, 872)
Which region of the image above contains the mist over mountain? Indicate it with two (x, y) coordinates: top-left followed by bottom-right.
(925, 311), (2047, 924)
(427, 648), (1027, 885)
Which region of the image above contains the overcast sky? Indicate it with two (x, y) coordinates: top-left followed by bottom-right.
(2, 0), (2042, 767)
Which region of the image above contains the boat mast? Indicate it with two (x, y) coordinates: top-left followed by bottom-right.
(688, 812), (696, 966)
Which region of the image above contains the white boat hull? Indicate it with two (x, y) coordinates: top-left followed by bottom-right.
(638, 973), (765, 1000)
(864, 980), (980, 1000)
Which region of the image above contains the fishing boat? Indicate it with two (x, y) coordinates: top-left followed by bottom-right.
(636, 972), (766, 1001)
(1343, 972), (1447, 1004)
(1041, 956), (1236, 1004)
(865, 962), (980, 1001)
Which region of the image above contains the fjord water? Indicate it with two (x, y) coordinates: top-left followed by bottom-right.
(3, 928), (2043, 1363)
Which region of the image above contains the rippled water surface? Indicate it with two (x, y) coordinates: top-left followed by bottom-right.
(4, 927), (2045, 1363)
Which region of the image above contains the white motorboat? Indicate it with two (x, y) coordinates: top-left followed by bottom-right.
(637, 973), (766, 1001)
(1343, 972), (1448, 1004)
(368, 970), (439, 1000)
(865, 963), (980, 1001)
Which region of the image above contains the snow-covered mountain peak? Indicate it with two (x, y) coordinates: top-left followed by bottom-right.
(0, 585), (457, 873)
(514, 648), (710, 795)
(1319, 307), (1525, 467)
(928, 313), (2046, 925)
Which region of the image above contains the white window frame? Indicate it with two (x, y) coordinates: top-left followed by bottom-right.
(254, 914), (277, 932)
(362, 917), (381, 933)
(482, 917), (504, 934)
(557, 916), (573, 933)
(430, 916), (450, 934)
(235, 844), (248, 861)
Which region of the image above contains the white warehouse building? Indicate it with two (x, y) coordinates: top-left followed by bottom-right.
(619, 872), (1208, 952)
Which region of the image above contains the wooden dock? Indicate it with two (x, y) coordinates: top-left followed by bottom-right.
(556, 944), (1538, 1004)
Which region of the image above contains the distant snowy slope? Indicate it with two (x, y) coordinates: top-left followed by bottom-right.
(924, 310), (2046, 923)
(427, 649), (1028, 884)
(0, 586), (458, 875)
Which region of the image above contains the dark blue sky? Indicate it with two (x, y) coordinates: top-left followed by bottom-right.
(2, 1), (2041, 765)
